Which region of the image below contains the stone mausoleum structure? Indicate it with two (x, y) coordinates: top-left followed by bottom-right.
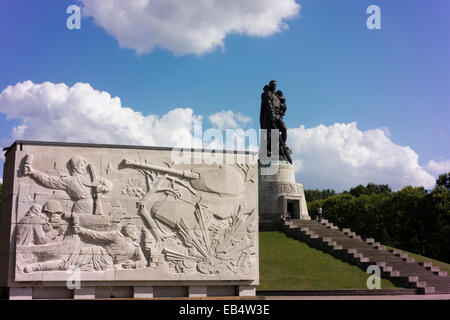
(0, 141), (259, 299)
(259, 161), (310, 229)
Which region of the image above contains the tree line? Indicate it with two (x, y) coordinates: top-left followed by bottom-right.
(305, 173), (450, 263)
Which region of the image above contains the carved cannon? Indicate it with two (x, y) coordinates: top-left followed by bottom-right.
(123, 158), (246, 196)
(123, 158), (250, 229)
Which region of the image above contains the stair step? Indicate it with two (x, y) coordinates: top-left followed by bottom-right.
(429, 266), (440, 272)
(390, 271), (400, 277)
(358, 257), (370, 263)
(402, 257), (415, 263)
(417, 287), (435, 294)
(289, 220), (450, 294)
(419, 261), (433, 268)
(414, 281), (427, 288)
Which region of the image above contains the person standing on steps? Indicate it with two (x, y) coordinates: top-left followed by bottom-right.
(317, 206), (323, 221)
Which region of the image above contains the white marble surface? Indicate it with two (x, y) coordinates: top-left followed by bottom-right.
(1, 142), (259, 288)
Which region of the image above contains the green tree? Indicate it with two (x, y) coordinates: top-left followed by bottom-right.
(384, 186), (428, 255)
(304, 188), (336, 202)
(349, 183), (391, 197)
(304, 189), (322, 202)
(424, 186), (450, 261)
(436, 172), (450, 190)
(306, 182), (450, 263)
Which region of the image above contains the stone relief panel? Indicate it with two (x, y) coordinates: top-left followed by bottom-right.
(11, 145), (258, 282)
(267, 183), (303, 195)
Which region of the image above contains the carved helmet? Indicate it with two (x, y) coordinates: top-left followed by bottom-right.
(42, 200), (63, 214)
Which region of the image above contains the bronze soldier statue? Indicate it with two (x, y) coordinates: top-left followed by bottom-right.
(260, 80), (292, 163)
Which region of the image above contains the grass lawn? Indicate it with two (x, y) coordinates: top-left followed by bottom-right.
(258, 231), (399, 290)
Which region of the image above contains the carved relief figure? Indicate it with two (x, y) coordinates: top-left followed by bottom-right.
(22, 242), (113, 273)
(23, 155), (113, 215)
(16, 204), (58, 246)
(73, 223), (147, 269)
(15, 151), (256, 279)
(123, 159), (257, 275)
(22, 222), (147, 273)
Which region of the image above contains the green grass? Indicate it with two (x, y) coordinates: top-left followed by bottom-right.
(259, 231), (398, 290)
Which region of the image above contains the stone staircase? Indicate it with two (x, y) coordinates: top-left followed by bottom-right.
(281, 219), (450, 294)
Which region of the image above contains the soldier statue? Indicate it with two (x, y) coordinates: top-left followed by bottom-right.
(259, 80), (292, 163)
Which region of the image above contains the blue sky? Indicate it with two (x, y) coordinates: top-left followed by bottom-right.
(0, 0), (449, 190)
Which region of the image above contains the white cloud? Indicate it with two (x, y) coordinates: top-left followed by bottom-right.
(0, 177), (2, 184)
(0, 81), (200, 148)
(288, 122), (436, 191)
(80, 0), (300, 55)
(425, 159), (450, 175)
(209, 110), (251, 130)
(0, 81), (442, 191)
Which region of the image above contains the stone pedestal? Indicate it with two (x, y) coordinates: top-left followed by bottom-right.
(188, 285), (207, 297)
(133, 286), (154, 298)
(74, 287), (96, 300)
(9, 287), (32, 300)
(258, 160), (310, 230)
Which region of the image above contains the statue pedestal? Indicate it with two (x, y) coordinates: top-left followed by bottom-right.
(258, 160), (310, 230)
